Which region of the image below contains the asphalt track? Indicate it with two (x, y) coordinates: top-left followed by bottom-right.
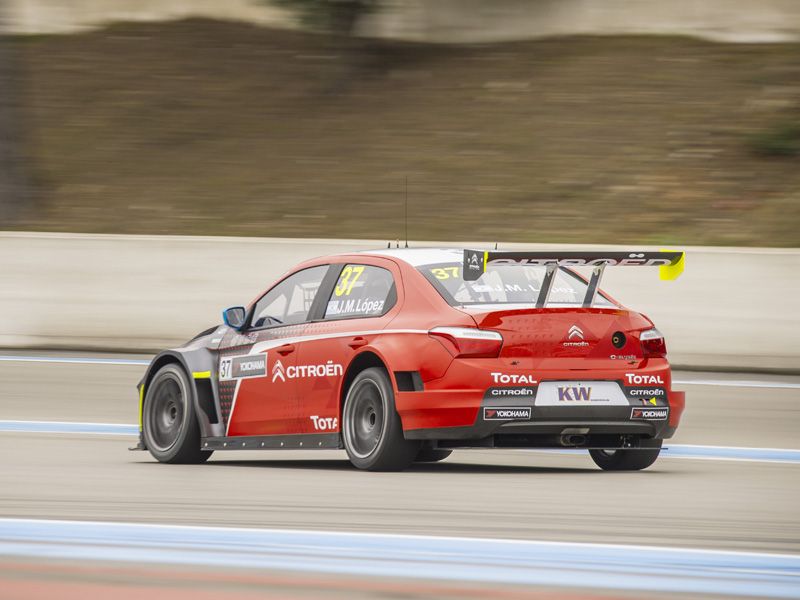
(1, 354), (799, 599)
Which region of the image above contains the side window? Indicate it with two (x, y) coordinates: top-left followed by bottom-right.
(250, 265), (328, 328)
(324, 264), (396, 320)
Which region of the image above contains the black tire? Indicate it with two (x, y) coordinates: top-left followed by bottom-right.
(589, 439), (662, 471)
(414, 448), (453, 463)
(143, 363), (212, 464)
(342, 367), (421, 471)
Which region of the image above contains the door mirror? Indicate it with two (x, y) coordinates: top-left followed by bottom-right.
(222, 306), (246, 330)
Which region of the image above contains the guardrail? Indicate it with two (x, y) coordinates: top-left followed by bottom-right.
(1, 232), (797, 371)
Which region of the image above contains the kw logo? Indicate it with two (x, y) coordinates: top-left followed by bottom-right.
(557, 386), (592, 402)
(567, 325), (584, 340)
(272, 360), (286, 383)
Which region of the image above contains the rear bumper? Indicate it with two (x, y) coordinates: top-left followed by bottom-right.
(398, 382), (685, 447)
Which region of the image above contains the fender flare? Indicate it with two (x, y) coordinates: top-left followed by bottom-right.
(137, 348), (223, 448)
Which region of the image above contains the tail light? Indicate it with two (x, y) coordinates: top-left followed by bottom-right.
(640, 328), (667, 358)
(429, 327), (503, 358)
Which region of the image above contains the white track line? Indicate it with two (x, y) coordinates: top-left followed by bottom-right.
(1, 518), (798, 598)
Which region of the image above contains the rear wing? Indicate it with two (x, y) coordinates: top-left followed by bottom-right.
(462, 249), (684, 308)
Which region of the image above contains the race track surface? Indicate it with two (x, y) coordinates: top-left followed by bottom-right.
(1, 354), (798, 599)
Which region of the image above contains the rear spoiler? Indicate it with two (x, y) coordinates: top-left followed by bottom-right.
(462, 249), (685, 308)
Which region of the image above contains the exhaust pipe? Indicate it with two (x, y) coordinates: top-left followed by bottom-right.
(560, 434), (587, 447)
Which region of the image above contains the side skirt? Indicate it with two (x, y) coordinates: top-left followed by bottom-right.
(201, 432), (342, 451)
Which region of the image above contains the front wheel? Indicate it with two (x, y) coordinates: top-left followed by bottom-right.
(589, 440), (662, 471)
(342, 367), (420, 471)
(142, 363), (212, 464)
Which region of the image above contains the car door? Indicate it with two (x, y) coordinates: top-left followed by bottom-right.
(220, 264), (330, 437)
(294, 261), (402, 435)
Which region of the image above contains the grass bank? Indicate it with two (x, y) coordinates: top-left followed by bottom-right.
(7, 20), (800, 246)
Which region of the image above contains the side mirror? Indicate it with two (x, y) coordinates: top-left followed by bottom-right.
(222, 306), (246, 330)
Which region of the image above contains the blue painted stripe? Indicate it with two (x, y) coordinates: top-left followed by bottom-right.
(674, 378), (800, 390)
(0, 519), (798, 598)
(663, 444), (800, 463)
(0, 355), (150, 366)
(0, 421), (138, 435)
(3, 421), (800, 464)
(527, 446), (800, 464)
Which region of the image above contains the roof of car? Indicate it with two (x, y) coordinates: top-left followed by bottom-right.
(358, 247), (468, 267)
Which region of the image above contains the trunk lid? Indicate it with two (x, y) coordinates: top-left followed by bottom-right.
(459, 305), (653, 370)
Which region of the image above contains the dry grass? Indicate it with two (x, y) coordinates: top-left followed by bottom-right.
(8, 19), (800, 246)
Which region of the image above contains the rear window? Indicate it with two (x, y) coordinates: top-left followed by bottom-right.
(418, 263), (615, 307)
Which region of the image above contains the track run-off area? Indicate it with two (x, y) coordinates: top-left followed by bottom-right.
(1, 353), (798, 599)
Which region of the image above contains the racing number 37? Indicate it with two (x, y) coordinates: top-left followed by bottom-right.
(334, 265), (365, 296)
(431, 267), (459, 280)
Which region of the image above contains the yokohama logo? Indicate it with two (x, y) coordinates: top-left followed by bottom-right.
(483, 407), (532, 420)
(630, 407), (669, 420)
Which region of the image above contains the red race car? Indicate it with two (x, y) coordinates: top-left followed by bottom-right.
(134, 247), (686, 471)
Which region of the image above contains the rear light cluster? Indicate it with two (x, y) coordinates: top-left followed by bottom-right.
(429, 327), (503, 358)
(640, 328), (667, 358)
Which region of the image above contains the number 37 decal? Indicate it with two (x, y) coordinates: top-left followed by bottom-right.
(334, 265), (365, 296)
(431, 267), (459, 280)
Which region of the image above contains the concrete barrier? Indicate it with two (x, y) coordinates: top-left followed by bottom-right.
(0, 232), (797, 371)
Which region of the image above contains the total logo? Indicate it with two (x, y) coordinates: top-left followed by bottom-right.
(272, 359), (344, 383)
(563, 325), (589, 347)
(310, 415), (338, 431)
(491, 372), (538, 385)
(625, 373), (665, 385)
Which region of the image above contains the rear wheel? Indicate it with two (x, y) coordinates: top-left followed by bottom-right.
(414, 448), (453, 463)
(589, 440), (662, 471)
(143, 364), (211, 464)
(342, 367), (420, 471)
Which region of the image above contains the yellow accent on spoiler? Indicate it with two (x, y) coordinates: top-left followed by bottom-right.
(193, 371), (211, 379)
(659, 249), (685, 280)
(483, 251), (488, 274)
(138, 385), (144, 431)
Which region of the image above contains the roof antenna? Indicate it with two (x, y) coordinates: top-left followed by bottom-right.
(494, 242), (498, 250)
(404, 176), (409, 248)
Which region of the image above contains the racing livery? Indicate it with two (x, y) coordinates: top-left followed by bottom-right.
(134, 248), (686, 471)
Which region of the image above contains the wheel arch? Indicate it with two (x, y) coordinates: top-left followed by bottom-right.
(339, 350), (388, 416)
(138, 349), (221, 448)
